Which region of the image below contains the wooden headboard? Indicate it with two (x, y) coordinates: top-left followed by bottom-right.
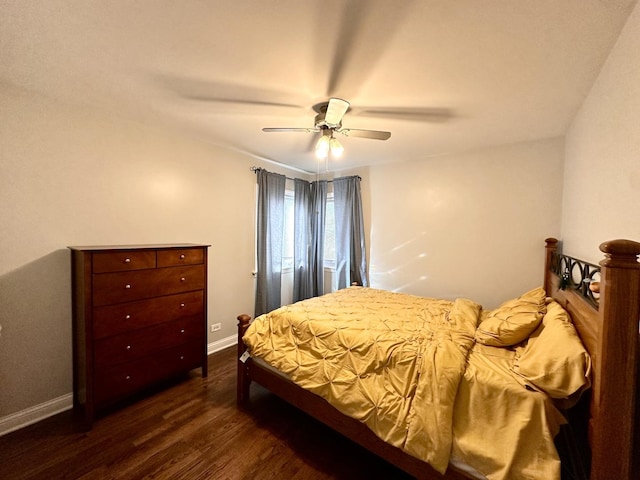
(543, 238), (640, 480)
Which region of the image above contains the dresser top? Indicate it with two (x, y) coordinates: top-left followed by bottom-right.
(68, 243), (210, 251)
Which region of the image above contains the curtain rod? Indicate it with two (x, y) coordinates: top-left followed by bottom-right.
(250, 166), (360, 182)
(250, 166), (297, 182)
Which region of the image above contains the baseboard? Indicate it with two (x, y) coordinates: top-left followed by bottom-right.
(0, 338), (237, 437)
(208, 334), (237, 355)
(0, 393), (73, 437)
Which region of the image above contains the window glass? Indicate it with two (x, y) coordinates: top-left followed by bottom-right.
(324, 194), (336, 267)
(282, 190), (294, 269)
(282, 189), (335, 270)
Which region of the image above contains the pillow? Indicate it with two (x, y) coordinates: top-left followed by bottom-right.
(512, 300), (591, 401)
(475, 287), (546, 347)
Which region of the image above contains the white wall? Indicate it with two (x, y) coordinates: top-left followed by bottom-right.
(562, 3), (640, 262)
(0, 83), (299, 422)
(365, 138), (565, 308)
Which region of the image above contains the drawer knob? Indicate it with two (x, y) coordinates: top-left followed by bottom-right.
(125, 284), (132, 289)
(180, 356), (184, 360)
(180, 303), (185, 308)
(124, 258), (131, 263)
(126, 345), (131, 350)
(125, 375), (131, 380)
(180, 329), (185, 334)
(180, 277), (186, 282)
(180, 254), (186, 259)
(125, 314), (131, 320)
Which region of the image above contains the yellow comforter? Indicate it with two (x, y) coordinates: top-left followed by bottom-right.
(452, 343), (564, 479)
(244, 287), (480, 473)
(243, 287), (564, 479)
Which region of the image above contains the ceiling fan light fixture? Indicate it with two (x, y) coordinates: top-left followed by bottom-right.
(315, 134), (331, 159)
(329, 137), (344, 158)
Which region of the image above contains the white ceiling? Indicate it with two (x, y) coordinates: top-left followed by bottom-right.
(1, 0), (636, 173)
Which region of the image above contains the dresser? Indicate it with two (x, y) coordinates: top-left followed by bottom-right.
(69, 244), (209, 426)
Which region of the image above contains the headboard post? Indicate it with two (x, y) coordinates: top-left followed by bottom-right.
(544, 238), (559, 294)
(590, 239), (640, 480)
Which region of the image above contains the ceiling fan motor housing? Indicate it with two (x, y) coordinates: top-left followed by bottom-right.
(314, 110), (341, 129)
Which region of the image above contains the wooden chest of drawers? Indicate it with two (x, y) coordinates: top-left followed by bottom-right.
(69, 244), (209, 426)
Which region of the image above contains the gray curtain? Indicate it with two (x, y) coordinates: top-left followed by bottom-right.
(293, 179), (312, 301)
(311, 180), (328, 297)
(333, 176), (368, 289)
(293, 178), (328, 302)
(255, 169), (286, 317)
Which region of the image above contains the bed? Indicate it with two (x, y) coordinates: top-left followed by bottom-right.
(236, 238), (639, 480)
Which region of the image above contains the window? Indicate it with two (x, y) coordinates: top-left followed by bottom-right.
(324, 193), (336, 269)
(255, 170), (367, 314)
(282, 189), (336, 271)
(282, 189), (295, 270)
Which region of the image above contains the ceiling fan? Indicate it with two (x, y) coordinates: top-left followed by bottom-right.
(262, 98), (391, 159)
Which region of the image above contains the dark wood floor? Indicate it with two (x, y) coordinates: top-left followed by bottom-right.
(0, 347), (412, 480)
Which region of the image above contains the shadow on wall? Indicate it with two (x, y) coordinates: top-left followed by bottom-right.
(0, 250), (72, 416)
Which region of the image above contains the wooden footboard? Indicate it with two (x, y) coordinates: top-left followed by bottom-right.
(237, 314), (252, 405)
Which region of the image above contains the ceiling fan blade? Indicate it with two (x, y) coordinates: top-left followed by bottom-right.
(262, 127), (319, 133)
(353, 107), (454, 123)
(187, 97), (303, 110)
(158, 74), (306, 113)
(339, 128), (391, 140)
(321, 1), (414, 98)
(324, 98), (350, 126)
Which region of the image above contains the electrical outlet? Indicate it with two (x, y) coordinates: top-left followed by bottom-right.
(211, 323), (221, 332)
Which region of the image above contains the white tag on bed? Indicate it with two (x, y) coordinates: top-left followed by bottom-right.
(239, 351), (250, 363)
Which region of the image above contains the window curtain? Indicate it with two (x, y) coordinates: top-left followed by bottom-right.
(333, 175), (368, 289)
(293, 178), (328, 302)
(293, 179), (312, 301)
(255, 169), (286, 317)
(254, 169), (366, 315)
(311, 180), (328, 296)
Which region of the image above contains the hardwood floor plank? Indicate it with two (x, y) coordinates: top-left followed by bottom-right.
(0, 347), (411, 480)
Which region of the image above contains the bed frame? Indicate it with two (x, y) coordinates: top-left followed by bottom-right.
(237, 238), (640, 480)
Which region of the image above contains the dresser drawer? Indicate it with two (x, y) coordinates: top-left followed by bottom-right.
(157, 248), (204, 267)
(93, 250), (156, 273)
(93, 265), (205, 306)
(93, 291), (204, 339)
(94, 340), (203, 407)
(94, 315), (203, 367)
